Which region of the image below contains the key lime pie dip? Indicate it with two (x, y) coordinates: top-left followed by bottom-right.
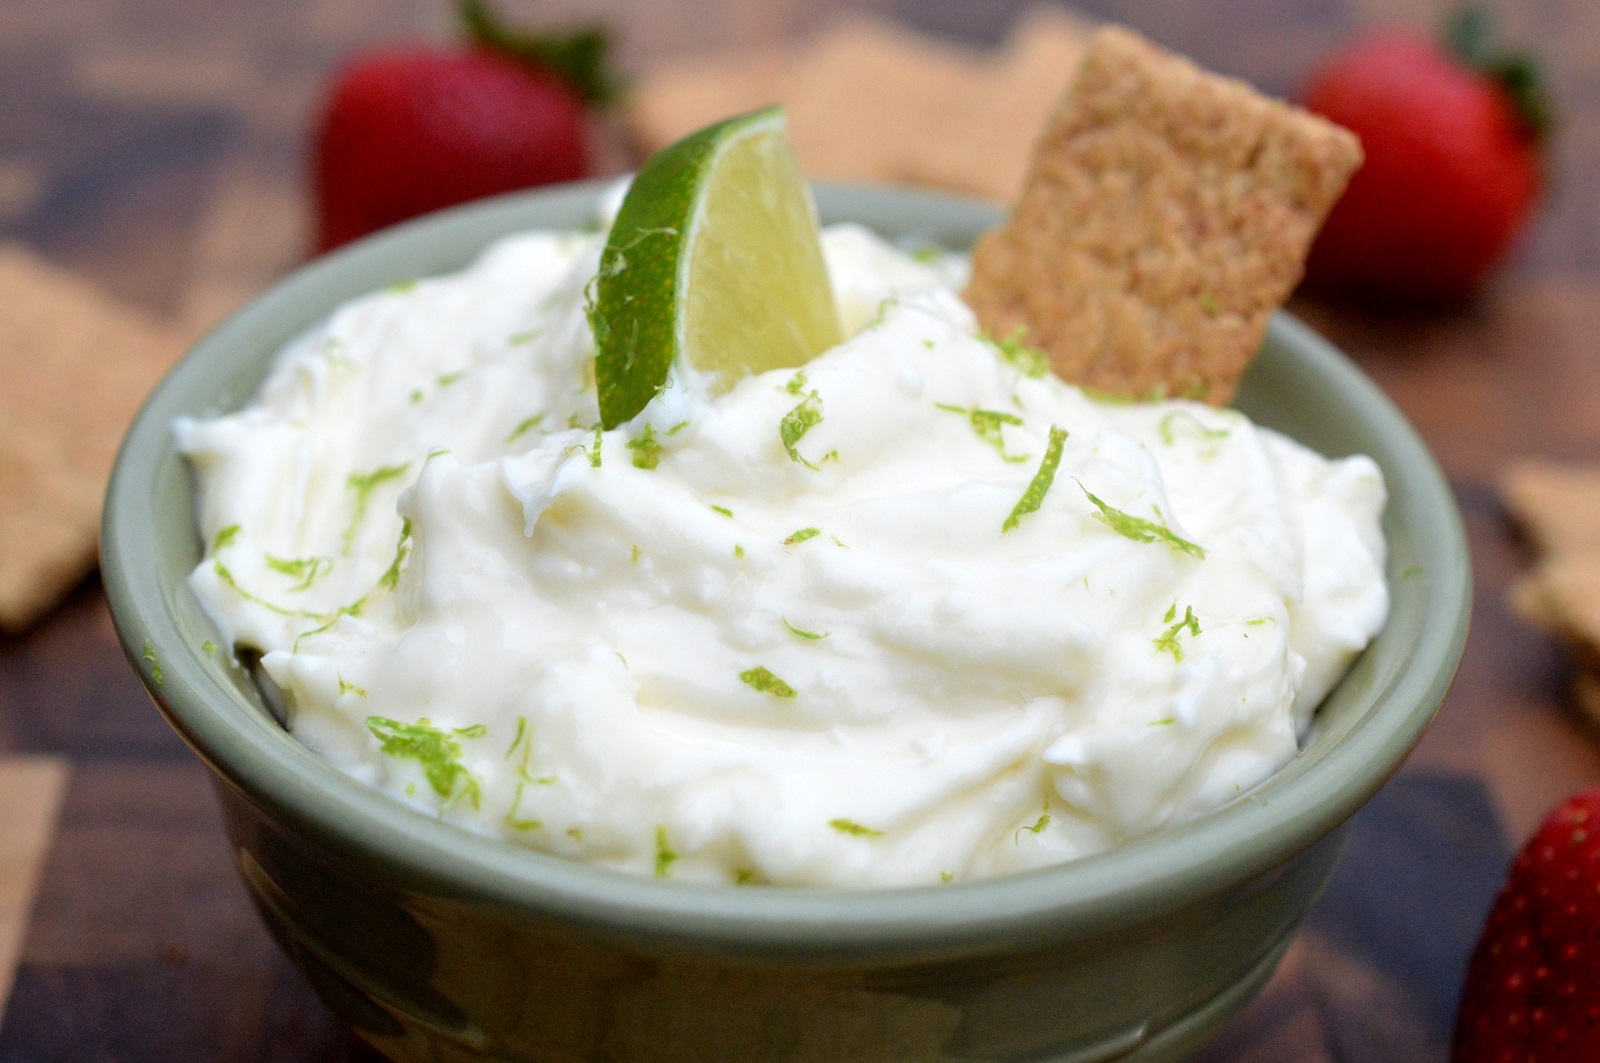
(178, 116), (1387, 890)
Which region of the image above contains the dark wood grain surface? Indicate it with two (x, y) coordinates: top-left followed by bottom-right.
(3, 0), (1599, 1059)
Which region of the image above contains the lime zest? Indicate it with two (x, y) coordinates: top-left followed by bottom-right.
(215, 561), (321, 619)
(1158, 410), (1230, 447)
(986, 326), (1049, 379)
(627, 423), (662, 469)
(654, 825), (677, 878)
(740, 666), (797, 698)
(322, 337), (355, 369)
(734, 544), (745, 559)
(829, 818), (883, 838)
(265, 554), (330, 593)
(783, 618), (828, 641)
(292, 617), (338, 652)
(667, 420), (690, 435)
(409, 389), (425, 404)
(212, 524), (241, 552)
(344, 463), (412, 554)
(711, 505), (734, 519)
(937, 402), (1029, 462)
(201, 639), (218, 655)
(378, 518), (414, 592)
(1078, 385), (1133, 405)
(1246, 616), (1275, 627)
(1079, 485), (1206, 559)
(1398, 564), (1424, 580)
(141, 640), (163, 686)
(1199, 295), (1219, 316)
(338, 676), (368, 698)
(1149, 717), (1176, 726)
(366, 716), (482, 810)
(780, 390), (825, 470)
(1154, 604), (1201, 661)
(506, 413), (546, 444)
(864, 297), (897, 331)
(631, 544), (641, 564)
(564, 425), (604, 468)
(504, 714), (550, 831)
(940, 870), (954, 883)
(1014, 806), (1050, 844)
(783, 527), (821, 545)
(436, 370), (467, 388)
(1002, 425), (1068, 533)
(505, 716), (528, 759)
(509, 329), (540, 345)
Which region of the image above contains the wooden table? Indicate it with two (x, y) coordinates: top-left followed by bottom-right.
(3, 0), (1599, 1058)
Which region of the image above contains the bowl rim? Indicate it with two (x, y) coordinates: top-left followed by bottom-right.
(102, 179), (1471, 962)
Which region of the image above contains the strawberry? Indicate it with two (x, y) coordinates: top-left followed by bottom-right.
(1452, 788), (1600, 1061)
(1300, 7), (1552, 303)
(313, 0), (620, 252)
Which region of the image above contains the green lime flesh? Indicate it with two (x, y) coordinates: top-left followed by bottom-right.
(593, 106), (843, 429)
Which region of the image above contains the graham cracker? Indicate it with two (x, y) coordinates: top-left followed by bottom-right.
(1502, 459), (1600, 557)
(0, 244), (183, 631)
(965, 26), (1362, 405)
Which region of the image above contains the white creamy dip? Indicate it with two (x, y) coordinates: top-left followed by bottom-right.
(177, 218), (1389, 888)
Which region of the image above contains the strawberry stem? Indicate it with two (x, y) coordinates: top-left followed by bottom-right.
(1442, 5), (1553, 142)
(460, 0), (625, 106)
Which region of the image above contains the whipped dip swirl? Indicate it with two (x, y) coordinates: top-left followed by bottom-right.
(178, 219), (1389, 888)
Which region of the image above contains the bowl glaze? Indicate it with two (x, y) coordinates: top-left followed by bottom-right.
(103, 181), (1470, 1063)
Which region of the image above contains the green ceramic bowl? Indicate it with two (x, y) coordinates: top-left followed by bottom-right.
(103, 182), (1469, 1063)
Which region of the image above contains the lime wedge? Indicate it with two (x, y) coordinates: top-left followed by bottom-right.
(593, 106), (842, 429)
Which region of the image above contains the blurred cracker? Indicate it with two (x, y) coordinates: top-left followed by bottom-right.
(1513, 553), (1600, 729)
(901, 6), (1092, 201)
(0, 757), (69, 1015)
(0, 244), (183, 631)
(966, 26), (1362, 405)
(781, 16), (990, 185)
(627, 46), (794, 156)
(1512, 555), (1599, 639)
(1501, 459), (1600, 556)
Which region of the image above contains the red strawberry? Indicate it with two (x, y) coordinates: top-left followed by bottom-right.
(313, 0), (619, 252)
(1452, 788), (1600, 1061)
(1300, 7), (1551, 303)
